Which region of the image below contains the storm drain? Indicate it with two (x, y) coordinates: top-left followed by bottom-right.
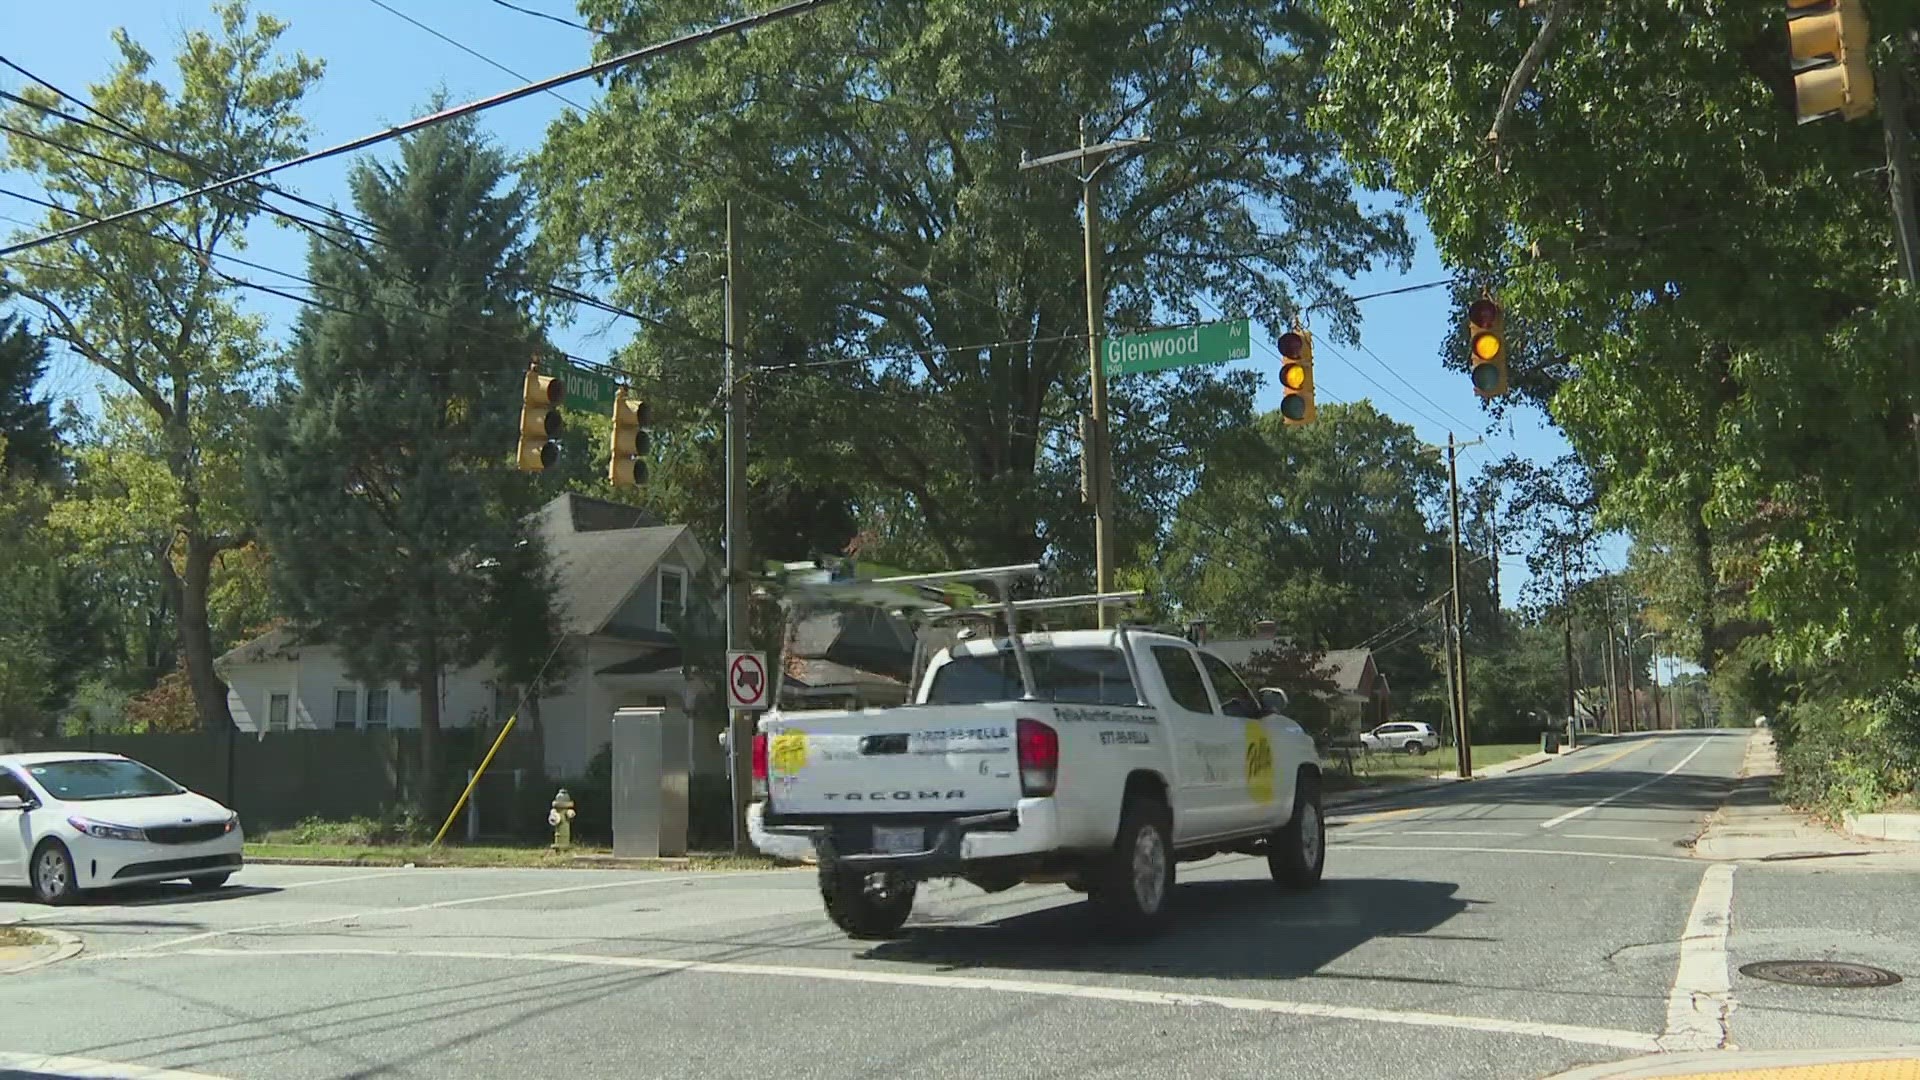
(1739, 960), (1903, 988)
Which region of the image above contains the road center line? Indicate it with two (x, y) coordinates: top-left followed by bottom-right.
(1658, 863), (1735, 1052)
(1571, 742), (1650, 775)
(1540, 740), (1712, 829)
(102, 870), (792, 957)
(132, 946), (1663, 1053)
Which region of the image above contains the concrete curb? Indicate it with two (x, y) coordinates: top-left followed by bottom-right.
(1544, 1046), (1920, 1079)
(0, 1051), (232, 1079)
(1843, 811), (1920, 843)
(0, 926), (83, 976)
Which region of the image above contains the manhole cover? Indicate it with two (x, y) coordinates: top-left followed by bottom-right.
(1739, 960), (1903, 988)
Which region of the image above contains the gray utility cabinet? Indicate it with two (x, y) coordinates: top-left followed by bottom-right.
(611, 706), (689, 858)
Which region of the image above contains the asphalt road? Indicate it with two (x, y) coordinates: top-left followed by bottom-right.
(4, 729), (1917, 1080)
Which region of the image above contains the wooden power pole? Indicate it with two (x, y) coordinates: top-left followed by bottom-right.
(724, 201), (752, 852)
(1021, 122), (1148, 626)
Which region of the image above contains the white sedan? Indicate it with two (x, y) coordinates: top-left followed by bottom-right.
(0, 752), (244, 904)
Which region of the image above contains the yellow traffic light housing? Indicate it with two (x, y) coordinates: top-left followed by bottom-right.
(1277, 329), (1315, 425)
(516, 364), (566, 472)
(1466, 297), (1509, 398)
(608, 386), (650, 488)
(1788, 0), (1875, 123)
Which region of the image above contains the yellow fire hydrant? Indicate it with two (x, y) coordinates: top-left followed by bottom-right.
(548, 788), (577, 851)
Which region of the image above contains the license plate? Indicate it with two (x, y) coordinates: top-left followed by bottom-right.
(872, 826), (923, 854)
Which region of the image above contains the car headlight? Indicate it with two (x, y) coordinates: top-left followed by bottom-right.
(223, 812), (239, 834)
(68, 816), (147, 841)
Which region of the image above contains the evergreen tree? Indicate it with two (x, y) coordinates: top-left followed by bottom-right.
(249, 112), (566, 800)
(0, 311), (61, 483)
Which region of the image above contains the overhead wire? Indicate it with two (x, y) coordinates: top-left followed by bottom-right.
(0, 0), (844, 257)
(363, 0), (589, 112)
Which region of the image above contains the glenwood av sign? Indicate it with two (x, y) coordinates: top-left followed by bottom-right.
(1102, 318), (1250, 376)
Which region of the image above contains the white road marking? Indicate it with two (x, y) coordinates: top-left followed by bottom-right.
(272, 869), (422, 890)
(134, 946), (1665, 1053)
(0, 1052), (231, 1079)
(104, 870), (791, 956)
(1344, 830), (1525, 838)
(1540, 740), (1711, 829)
(1659, 862), (1735, 1052)
(1338, 844), (1695, 864)
(1562, 834), (1664, 843)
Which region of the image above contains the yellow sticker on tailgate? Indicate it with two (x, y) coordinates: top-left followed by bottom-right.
(771, 730), (808, 774)
(1244, 721), (1275, 804)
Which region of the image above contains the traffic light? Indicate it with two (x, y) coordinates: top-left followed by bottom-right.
(516, 364), (566, 472)
(1466, 296), (1509, 398)
(1277, 328), (1315, 425)
(1788, 0), (1874, 124)
(608, 385), (650, 488)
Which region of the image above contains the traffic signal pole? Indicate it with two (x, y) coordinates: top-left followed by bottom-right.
(724, 200), (752, 853)
(1021, 122), (1149, 626)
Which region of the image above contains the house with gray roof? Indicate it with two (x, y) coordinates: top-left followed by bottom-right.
(215, 493), (716, 776)
(1203, 626), (1392, 737)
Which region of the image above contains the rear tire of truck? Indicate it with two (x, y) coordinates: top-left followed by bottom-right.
(1088, 798), (1174, 931)
(1269, 775), (1325, 890)
(820, 863), (917, 939)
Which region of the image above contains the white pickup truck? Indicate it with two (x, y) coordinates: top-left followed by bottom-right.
(749, 610), (1325, 939)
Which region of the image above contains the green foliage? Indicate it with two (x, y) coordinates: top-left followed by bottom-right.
(0, 313), (61, 482)
(248, 111), (568, 796)
(1466, 619), (1566, 743)
(267, 807), (430, 846)
(1775, 678), (1920, 818)
(535, 0), (1409, 576)
(0, 1), (323, 730)
(1150, 400), (1475, 699)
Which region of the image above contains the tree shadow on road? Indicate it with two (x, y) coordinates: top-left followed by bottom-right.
(864, 876), (1476, 982)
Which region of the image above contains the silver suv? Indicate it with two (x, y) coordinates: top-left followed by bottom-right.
(1360, 721), (1441, 755)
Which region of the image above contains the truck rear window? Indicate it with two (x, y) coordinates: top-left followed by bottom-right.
(925, 647), (1138, 705)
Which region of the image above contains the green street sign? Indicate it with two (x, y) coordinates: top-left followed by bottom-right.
(1103, 318), (1250, 376)
(559, 362), (619, 413)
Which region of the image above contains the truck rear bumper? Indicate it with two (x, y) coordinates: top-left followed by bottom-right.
(749, 798), (1064, 874)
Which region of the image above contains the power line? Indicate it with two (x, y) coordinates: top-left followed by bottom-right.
(364, 0), (588, 112)
(486, 0), (598, 34)
(0, 0), (842, 258)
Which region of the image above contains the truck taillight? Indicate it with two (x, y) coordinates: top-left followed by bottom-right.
(750, 732), (769, 800)
(1017, 717), (1058, 797)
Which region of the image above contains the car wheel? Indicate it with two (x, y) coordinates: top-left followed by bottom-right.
(819, 863), (917, 939)
(1269, 773), (1326, 890)
(1404, 740), (1426, 755)
(189, 873), (232, 891)
(1088, 796), (1175, 931)
(31, 839), (80, 906)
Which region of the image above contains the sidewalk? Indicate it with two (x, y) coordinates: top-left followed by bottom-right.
(0, 926), (81, 976)
(1548, 1047), (1920, 1079)
(1692, 729), (1920, 863)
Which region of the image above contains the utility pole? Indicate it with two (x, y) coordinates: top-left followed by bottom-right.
(1602, 595), (1620, 736)
(1622, 616), (1640, 733)
(1878, 35), (1920, 487)
(1021, 120), (1148, 626)
(1438, 610), (1458, 748)
(1561, 547), (1576, 733)
(724, 200), (751, 853)
(1446, 433), (1481, 778)
(1881, 35), (1920, 283)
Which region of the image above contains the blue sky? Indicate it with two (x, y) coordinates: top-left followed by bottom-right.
(0, 0), (1630, 612)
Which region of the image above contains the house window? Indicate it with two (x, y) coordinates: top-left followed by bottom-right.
(365, 688), (389, 731)
(657, 566), (687, 626)
(334, 688), (358, 730)
(269, 694), (290, 732)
